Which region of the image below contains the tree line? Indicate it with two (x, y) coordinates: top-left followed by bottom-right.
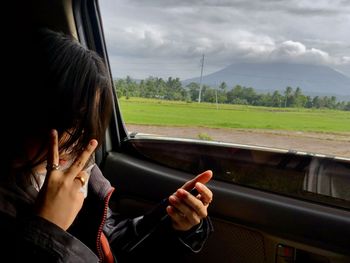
(115, 76), (350, 111)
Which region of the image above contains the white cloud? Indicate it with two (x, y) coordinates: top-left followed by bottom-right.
(275, 41), (306, 55)
(269, 41), (332, 64)
(341, 56), (350, 63)
(99, 0), (350, 79)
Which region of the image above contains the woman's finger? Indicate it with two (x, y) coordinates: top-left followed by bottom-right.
(181, 170), (213, 191)
(169, 193), (202, 224)
(169, 194), (192, 216)
(174, 188), (208, 218)
(73, 170), (88, 190)
(46, 129), (60, 175)
(66, 139), (98, 179)
(195, 182), (213, 206)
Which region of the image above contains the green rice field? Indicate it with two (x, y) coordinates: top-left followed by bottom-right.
(118, 97), (350, 134)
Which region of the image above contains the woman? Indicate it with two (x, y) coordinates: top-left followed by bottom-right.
(0, 28), (213, 262)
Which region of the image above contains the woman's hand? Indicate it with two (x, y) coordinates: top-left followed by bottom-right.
(35, 129), (98, 230)
(166, 170), (213, 231)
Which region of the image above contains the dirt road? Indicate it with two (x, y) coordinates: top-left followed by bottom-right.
(126, 124), (350, 158)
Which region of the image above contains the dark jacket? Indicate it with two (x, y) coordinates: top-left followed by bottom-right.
(0, 165), (213, 262)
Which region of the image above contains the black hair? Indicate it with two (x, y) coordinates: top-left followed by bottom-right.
(3, 28), (113, 174)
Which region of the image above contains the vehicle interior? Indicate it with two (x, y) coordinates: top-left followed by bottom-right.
(10, 0), (350, 262)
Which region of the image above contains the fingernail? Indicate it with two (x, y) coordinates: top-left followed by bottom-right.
(169, 196), (177, 204)
(89, 140), (98, 148)
(177, 189), (187, 197)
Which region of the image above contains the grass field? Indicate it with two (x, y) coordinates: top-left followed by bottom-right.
(118, 97), (350, 134)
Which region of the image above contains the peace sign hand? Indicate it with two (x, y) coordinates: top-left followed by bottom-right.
(35, 129), (98, 230)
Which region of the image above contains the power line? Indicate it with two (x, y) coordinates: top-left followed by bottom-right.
(198, 54), (205, 103)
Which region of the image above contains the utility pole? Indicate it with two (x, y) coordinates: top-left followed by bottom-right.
(198, 53), (204, 103)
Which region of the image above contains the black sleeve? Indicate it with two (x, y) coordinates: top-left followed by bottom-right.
(104, 199), (214, 263)
(176, 216), (214, 252)
(16, 215), (99, 263)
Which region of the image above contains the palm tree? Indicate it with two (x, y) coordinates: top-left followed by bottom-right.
(284, 86), (293, 107)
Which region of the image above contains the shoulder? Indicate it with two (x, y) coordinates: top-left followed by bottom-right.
(88, 164), (114, 200)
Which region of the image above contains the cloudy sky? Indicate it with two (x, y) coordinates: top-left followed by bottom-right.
(99, 0), (350, 80)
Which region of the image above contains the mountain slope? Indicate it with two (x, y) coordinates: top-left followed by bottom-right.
(183, 62), (350, 98)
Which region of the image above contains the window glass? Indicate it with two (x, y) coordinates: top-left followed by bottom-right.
(99, 0), (350, 159)
(128, 139), (350, 210)
(99, 0), (350, 209)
